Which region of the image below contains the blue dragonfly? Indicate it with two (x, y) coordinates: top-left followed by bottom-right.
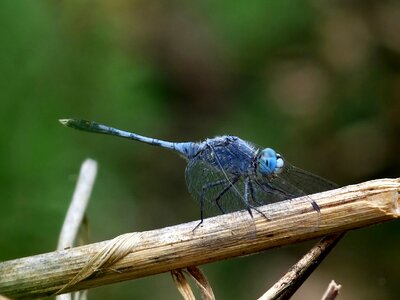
(60, 119), (337, 229)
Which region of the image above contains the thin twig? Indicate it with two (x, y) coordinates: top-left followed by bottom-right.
(258, 233), (344, 300)
(171, 266), (215, 300)
(185, 266), (215, 300)
(56, 159), (98, 300)
(0, 178), (398, 299)
(172, 269), (196, 300)
(321, 280), (341, 300)
(57, 159), (98, 250)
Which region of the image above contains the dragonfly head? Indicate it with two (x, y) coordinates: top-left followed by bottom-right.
(258, 148), (284, 176)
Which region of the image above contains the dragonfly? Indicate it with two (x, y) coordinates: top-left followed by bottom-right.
(60, 119), (337, 229)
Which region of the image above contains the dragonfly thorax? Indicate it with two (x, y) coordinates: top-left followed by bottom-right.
(257, 148), (284, 176)
(193, 135), (257, 175)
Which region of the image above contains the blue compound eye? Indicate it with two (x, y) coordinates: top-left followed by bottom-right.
(258, 148), (284, 175)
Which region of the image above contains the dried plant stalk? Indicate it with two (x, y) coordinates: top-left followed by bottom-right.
(0, 178), (398, 299)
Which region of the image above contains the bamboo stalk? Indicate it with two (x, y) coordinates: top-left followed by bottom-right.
(0, 178), (399, 299)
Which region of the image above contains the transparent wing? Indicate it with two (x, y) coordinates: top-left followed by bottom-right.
(185, 148), (337, 221)
(273, 162), (337, 195)
(252, 161), (338, 210)
(185, 157), (249, 218)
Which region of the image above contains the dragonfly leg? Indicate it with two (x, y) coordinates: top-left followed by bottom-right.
(193, 179), (228, 231)
(214, 177), (240, 214)
(310, 200), (320, 213)
(204, 142), (240, 212)
(244, 178), (270, 220)
(192, 219), (203, 232)
(248, 179), (263, 206)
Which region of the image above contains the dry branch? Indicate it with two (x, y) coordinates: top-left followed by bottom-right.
(258, 233), (344, 300)
(321, 280), (342, 300)
(56, 159), (97, 300)
(57, 159), (97, 250)
(0, 178), (399, 299)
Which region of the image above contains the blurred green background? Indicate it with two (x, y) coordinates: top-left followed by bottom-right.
(1, 0), (400, 299)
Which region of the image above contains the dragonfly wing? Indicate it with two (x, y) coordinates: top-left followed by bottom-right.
(246, 176), (286, 205)
(277, 162), (338, 194)
(249, 161), (337, 209)
(185, 157), (249, 217)
(185, 156), (260, 238)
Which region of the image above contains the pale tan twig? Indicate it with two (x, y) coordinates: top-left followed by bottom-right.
(57, 159), (97, 250)
(258, 233), (344, 300)
(56, 159), (98, 300)
(172, 269), (196, 300)
(185, 266), (215, 300)
(321, 280), (341, 300)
